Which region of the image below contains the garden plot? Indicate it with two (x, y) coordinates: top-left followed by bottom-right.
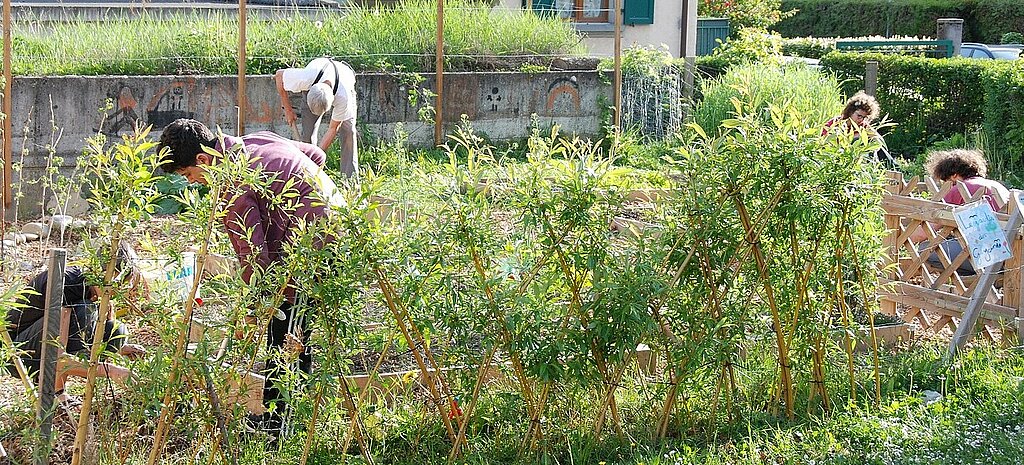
(4, 81), (990, 464)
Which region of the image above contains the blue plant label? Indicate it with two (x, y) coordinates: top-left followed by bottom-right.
(952, 200), (1012, 271)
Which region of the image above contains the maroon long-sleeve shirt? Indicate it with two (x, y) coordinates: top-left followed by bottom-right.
(216, 132), (331, 286)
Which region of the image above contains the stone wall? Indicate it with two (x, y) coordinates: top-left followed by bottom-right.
(6, 71), (610, 217)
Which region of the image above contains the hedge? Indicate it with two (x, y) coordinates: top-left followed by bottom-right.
(820, 51), (1024, 170)
(775, 0), (1024, 44)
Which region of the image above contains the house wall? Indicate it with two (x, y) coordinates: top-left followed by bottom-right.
(494, 0), (685, 57)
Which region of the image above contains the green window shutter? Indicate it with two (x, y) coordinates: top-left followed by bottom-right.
(623, 0), (654, 25)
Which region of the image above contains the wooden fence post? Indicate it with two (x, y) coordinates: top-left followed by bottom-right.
(434, 0), (444, 147)
(880, 171), (902, 316)
(864, 61), (879, 97)
(35, 248), (67, 464)
(237, 0), (247, 135)
(2, 0), (12, 210)
(1003, 200), (1024, 344)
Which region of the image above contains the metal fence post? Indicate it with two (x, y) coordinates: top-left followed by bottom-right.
(35, 248), (67, 464)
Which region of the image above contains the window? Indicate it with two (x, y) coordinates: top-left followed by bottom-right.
(553, 0), (609, 23)
(529, 0), (652, 25)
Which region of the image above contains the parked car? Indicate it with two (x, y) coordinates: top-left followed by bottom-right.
(960, 42), (1023, 60)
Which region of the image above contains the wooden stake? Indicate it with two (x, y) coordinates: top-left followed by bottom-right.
(145, 184), (220, 465)
(448, 345), (497, 462)
(2, 0), (11, 209)
(237, 0), (247, 135)
(834, 212), (857, 403)
(434, 0), (444, 146)
(845, 213), (881, 406)
(732, 194), (794, 419)
(612, 0), (622, 135)
(71, 228), (126, 465)
(376, 272), (458, 442)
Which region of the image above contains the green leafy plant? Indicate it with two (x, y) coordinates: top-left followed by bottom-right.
(1001, 31), (1024, 44)
(693, 61), (842, 136)
(13, 0), (584, 76)
(698, 0), (794, 31)
(696, 27), (783, 73)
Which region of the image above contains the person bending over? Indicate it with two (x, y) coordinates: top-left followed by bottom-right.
(911, 149), (1010, 274)
(4, 244), (146, 404)
(275, 57), (359, 178)
(158, 118), (338, 438)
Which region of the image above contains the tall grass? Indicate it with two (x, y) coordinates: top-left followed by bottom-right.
(12, 0), (584, 76)
(692, 62), (843, 134)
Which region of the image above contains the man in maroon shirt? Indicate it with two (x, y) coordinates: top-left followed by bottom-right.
(157, 118), (337, 438)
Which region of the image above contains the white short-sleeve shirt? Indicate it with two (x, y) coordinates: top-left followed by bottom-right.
(281, 57), (357, 123)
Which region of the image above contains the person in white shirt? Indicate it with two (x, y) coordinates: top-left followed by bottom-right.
(274, 57), (359, 177)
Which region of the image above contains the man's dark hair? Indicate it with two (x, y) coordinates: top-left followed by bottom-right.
(158, 118), (216, 173)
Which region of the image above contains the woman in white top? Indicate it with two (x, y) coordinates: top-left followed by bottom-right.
(275, 57), (359, 177)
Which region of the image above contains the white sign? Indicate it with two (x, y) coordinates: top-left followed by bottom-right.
(952, 201), (1012, 271)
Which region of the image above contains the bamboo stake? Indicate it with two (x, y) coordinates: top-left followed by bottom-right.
(845, 214), (882, 406)
(298, 384), (325, 465)
(656, 366), (679, 439)
(342, 334), (391, 464)
(199, 364), (237, 465)
(339, 377), (375, 465)
(71, 227), (125, 465)
(448, 344), (498, 462)
(834, 212), (857, 404)
(145, 185), (221, 465)
(612, 0), (622, 136)
(523, 383), (551, 452)
(732, 193), (794, 419)
(593, 354), (631, 437)
(237, 0), (247, 135)
(375, 272), (457, 442)
(467, 246), (538, 419)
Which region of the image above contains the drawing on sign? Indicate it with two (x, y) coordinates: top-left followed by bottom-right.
(952, 200), (1012, 270)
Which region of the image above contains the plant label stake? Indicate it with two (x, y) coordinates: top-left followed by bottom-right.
(35, 248), (66, 464)
(949, 191), (1024, 359)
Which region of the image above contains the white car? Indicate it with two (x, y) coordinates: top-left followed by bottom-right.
(960, 42), (1022, 60)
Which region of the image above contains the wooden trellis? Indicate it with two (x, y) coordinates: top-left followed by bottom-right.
(880, 171), (1024, 341)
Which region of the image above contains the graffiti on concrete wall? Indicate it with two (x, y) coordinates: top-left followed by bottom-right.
(545, 77), (581, 114)
(486, 87), (503, 112)
(100, 84), (142, 135)
(147, 79), (196, 129)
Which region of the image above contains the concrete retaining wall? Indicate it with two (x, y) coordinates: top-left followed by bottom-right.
(7, 71), (609, 217)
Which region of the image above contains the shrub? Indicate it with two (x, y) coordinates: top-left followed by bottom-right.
(820, 51), (1024, 186)
(775, 0), (1024, 43)
(695, 28), (783, 73)
(698, 0), (794, 32)
(1001, 31), (1024, 44)
(692, 62), (841, 135)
